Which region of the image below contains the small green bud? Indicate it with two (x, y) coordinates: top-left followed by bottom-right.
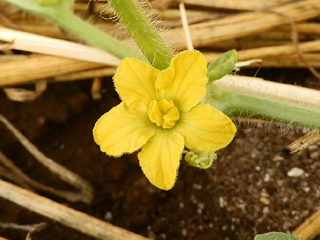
(207, 49), (238, 83)
(184, 149), (217, 169)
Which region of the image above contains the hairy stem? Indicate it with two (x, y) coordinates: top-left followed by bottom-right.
(108, 0), (173, 69)
(207, 76), (320, 130)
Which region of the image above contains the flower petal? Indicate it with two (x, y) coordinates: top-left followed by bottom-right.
(93, 102), (156, 156)
(176, 104), (236, 152)
(155, 51), (208, 111)
(114, 57), (160, 112)
(138, 130), (184, 190)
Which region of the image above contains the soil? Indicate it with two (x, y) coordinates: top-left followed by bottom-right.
(0, 68), (320, 240)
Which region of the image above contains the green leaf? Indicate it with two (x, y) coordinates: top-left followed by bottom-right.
(37, 0), (60, 6)
(207, 49), (238, 83)
(254, 232), (301, 240)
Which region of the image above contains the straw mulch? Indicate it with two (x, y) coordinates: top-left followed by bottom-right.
(1, 0), (320, 90)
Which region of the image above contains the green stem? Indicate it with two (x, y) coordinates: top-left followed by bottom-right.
(108, 0), (173, 70)
(51, 10), (141, 60)
(206, 76), (320, 130)
(2, 0), (142, 60)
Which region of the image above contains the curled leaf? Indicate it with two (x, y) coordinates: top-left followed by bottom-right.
(207, 49), (238, 83)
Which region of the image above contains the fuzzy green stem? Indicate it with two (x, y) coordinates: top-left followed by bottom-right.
(2, 0), (142, 60)
(206, 76), (320, 130)
(108, 0), (173, 70)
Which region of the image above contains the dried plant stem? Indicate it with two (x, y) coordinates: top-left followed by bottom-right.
(179, 3), (193, 51)
(0, 150), (89, 202)
(292, 209), (320, 240)
(0, 114), (93, 203)
(294, 23), (320, 35)
(176, 0), (285, 10)
(281, 130), (320, 158)
(205, 53), (320, 68)
(3, 80), (47, 102)
(0, 180), (148, 240)
(0, 54), (28, 63)
(0, 222), (46, 240)
(244, 56), (320, 68)
(237, 40), (320, 60)
(91, 77), (103, 100)
(0, 26), (120, 65)
(0, 55), (105, 86)
(53, 67), (116, 82)
(164, 0), (320, 49)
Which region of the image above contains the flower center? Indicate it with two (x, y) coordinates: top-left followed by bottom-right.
(148, 99), (180, 129)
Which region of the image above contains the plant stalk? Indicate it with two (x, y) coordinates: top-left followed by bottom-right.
(107, 0), (173, 69)
(207, 75), (320, 130)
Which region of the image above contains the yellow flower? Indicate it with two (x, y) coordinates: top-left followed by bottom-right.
(93, 50), (236, 190)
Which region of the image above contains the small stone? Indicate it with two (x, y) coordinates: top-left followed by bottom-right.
(264, 174), (270, 182)
(303, 187), (311, 193)
(197, 202), (205, 210)
(181, 229), (187, 237)
(273, 155), (284, 161)
(104, 211), (112, 221)
(308, 145), (318, 150)
(260, 197), (270, 205)
(260, 190), (270, 198)
(310, 152), (320, 159)
(262, 206), (270, 214)
(282, 197), (289, 203)
(219, 197), (227, 208)
(192, 183), (202, 190)
(287, 167), (305, 177)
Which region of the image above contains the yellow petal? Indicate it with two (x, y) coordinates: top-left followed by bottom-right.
(93, 102), (156, 156)
(114, 57), (160, 112)
(176, 104), (236, 152)
(138, 130), (184, 190)
(155, 51), (208, 111)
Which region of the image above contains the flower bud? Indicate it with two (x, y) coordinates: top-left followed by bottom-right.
(184, 148), (217, 169)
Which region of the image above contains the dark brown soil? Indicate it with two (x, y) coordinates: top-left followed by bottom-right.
(0, 68), (320, 240)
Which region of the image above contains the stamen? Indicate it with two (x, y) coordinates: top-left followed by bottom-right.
(148, 99), (179, 129)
